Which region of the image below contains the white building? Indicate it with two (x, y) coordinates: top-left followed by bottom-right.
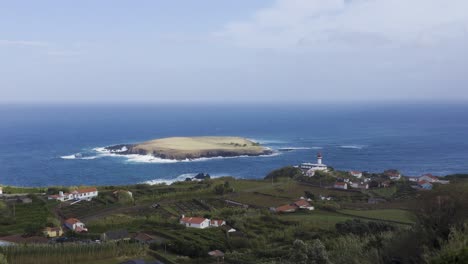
(48, 187), (98, 202)
(0, 186), (2, 195)
(350, 182), (369, 189)
(299, 153), (328, 176)
(180, 216), (211, 229)
(180, 215), (226, 229)
(65, 218), (88, 233)
(334, 182), (348, 189)
(349, 171), (363, 178)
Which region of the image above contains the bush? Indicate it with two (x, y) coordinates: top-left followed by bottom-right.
(335, 219), (395, 236)
(264, 166), (303, 181)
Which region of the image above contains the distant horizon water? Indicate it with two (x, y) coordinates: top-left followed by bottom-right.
(0, 103), (467, 187)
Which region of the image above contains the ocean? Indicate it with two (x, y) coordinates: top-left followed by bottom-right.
(0, 103), (467, 187)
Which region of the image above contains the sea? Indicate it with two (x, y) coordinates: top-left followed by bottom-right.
(0, 103), (467, 187)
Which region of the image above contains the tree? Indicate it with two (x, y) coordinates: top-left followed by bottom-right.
(0, 253), (7, 264)
(287, 239), (331, 264)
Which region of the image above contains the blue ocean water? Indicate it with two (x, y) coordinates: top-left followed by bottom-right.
(0, 103), (467, 187)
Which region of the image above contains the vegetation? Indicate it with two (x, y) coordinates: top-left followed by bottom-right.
(0, 169), (467, 264)
(1, 242), (147, 264)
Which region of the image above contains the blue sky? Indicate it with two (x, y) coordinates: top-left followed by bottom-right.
(1, 0), (468, 103)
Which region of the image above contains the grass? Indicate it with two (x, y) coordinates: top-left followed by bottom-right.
(0, 199), (54, 236)
(278, 210), (355, 230)
(338, 209), (416, 224)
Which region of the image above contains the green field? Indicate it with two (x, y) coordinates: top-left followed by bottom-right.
(338, 209), (415, 224)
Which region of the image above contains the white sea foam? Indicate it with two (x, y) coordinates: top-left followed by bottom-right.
(61, 146), (280, 164)
(278, 146), (323, 150)
(143, 173), (229, 185)
(60, 154), (77, 160)
(340, 145), (365, 150)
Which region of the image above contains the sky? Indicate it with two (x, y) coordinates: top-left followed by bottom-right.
(1, 0), (468, 103)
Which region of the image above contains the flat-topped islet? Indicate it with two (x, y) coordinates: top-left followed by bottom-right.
(105, 136), (273, 160)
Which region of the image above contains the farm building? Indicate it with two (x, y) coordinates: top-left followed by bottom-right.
(48, 187), (98, 202)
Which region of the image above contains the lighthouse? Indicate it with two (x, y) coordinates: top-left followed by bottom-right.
(317, 153), (322, 165)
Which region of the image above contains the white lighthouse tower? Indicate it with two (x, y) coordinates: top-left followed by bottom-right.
(317, 152), (323, 165)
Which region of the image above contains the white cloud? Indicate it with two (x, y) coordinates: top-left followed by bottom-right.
(218, 0), (468, 49)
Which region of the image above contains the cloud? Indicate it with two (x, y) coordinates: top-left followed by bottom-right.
(0, 39), (49, 47)
(217, 0), (468, 49)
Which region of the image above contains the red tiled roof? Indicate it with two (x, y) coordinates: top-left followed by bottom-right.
(294, 200), (310, 207)
(276, 204), (297, 212)
(181, 217), (207, 225)
(65, 218), (81, 225)
(418, 180), (431, 185)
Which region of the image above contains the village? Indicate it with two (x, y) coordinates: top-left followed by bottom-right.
(0, 152), (459, 264)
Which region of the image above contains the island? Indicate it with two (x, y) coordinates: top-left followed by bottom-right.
(104, 136), (273, 160)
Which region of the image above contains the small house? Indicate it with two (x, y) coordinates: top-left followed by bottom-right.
(418, 180), (433, 190)
(65, 218), (88, 233)
(334, 182), (348, 190)
(384, 170), (401, 180)
(43, 227), (63, 238)
(349, 171), (363, 178)
(0, 186), (3, 195)
(274, 204), (297, 213)
(419, 174), (439, 183)
(293, 199), (314, 210)
(180, 216), (210, 229)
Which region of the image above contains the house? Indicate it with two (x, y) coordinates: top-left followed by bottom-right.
(48, 187), (98, 202)
(418, 180), (433, 190)
(384, 170), (401, 180)
(43, 227), (63, 238)
(419, 174), (439, 183)
(334, 182), (348, 190)
(274, 204), (297, 213)
(350, 182), (369, 189)
(210, 219), (226, 227)
(180, 215), (211, 229)
(133, 233), (158, 244)
(293, 199), (314, 210)
(349, 171), (363, 178)
(0, 186), (3, 195)
(101, 229), (130, 241)
(408, 177), (419, 182)
(65, 218), (88, 232)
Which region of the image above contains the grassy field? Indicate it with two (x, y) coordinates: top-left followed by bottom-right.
(279, 210), (355, 230)
(338, 209), (416, 224)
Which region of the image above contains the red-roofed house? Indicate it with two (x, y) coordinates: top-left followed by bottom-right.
(180, 216), (210, 229)
(420, 174), (439, 183)
(275, 204), (297, 213)
(349, 171), (363, 178)
(334, 182), (348, 190)
(65, 218), (88, 233)
(293, 199), (314, 210)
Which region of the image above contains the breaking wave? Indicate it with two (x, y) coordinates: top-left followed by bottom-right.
(61, 147), (280, 164)
(339, 145), (366, 150)
(143, 173), (228, 185)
